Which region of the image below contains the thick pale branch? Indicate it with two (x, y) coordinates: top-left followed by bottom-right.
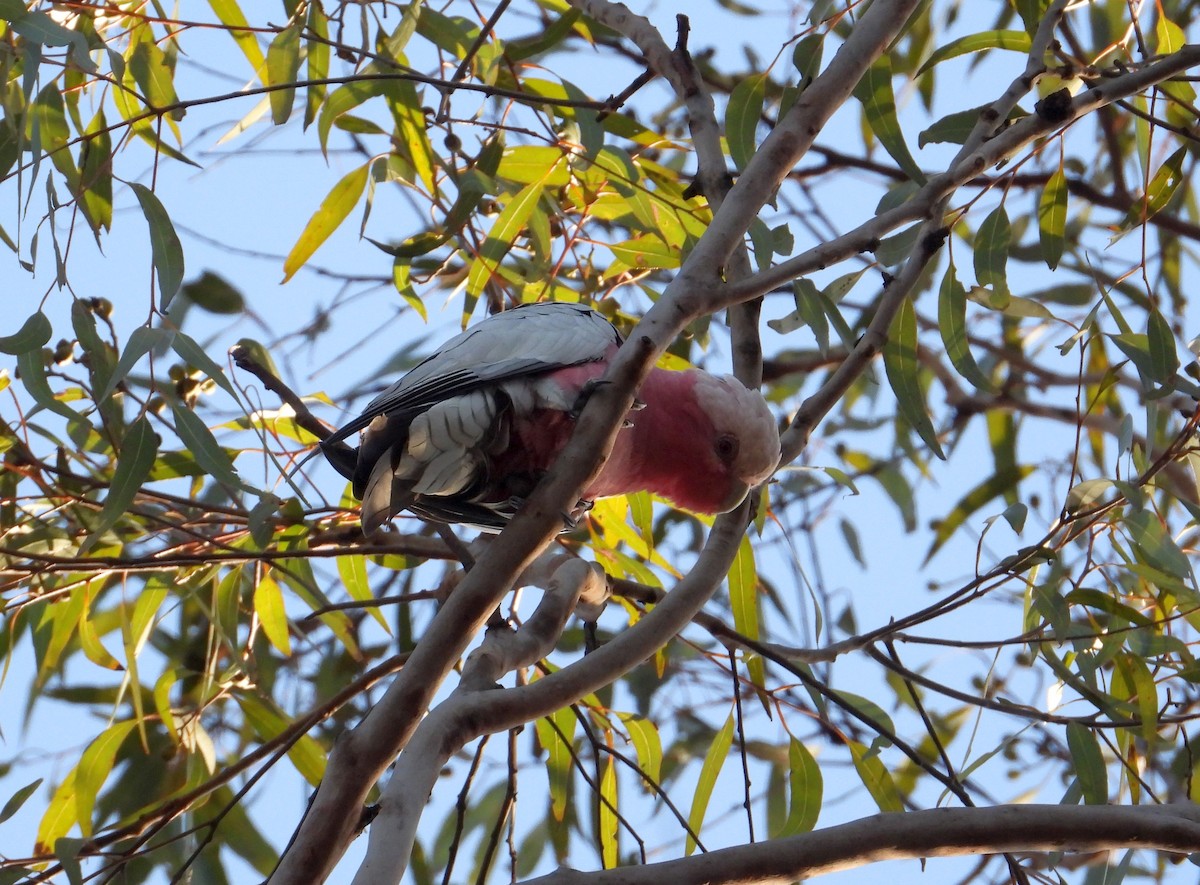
(352, 560), (600, 884)
(521, 804), (1200, 885)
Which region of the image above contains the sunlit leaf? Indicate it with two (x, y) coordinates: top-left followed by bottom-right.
(75, 721), (138, 837)
(598, 756), (618, 867)
(534, 705), (576, 823)
(282, 162), (369, 282)
(686, 713), (734, 855)
(777, 738), (822, 836)
(254, 572), (292, 655)
(848, 740), (903, 812)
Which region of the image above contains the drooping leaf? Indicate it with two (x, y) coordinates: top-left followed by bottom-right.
(686, 713), (734, 855)
(1037, 167), (1068, 270)
(209, 0), (266, 74)
(883, 297), (946, 459)
(74, 721), (138, 837)
(598, 756), (618, 868)
(254, 572), (291, 655)
(170, 402), (252, 493)
(853, 58), (926, 184)
(1065, 722), (1107, 805)
(937, 263), (993, 392)
(728, 536), (765, 691)
(726, 74), (766, 172)
(848, 740), (903, 812)
(80, 416), (158, 554)
(266, 22), (302, 125)
(130, 183), (185, 307)
(535, 705), (576, 823)
(776, 738), (822, 836)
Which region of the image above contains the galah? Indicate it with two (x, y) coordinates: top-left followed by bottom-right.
(322, 302), (779, 532)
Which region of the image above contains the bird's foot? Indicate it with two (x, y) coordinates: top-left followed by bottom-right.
(568, 378), (608, 419)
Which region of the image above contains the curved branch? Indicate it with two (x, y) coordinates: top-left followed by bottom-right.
(520, 804), (1200, 885)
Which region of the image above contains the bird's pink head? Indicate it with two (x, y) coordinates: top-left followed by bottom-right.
(608, 369), (779, 515)
(688, 372), (780, 512)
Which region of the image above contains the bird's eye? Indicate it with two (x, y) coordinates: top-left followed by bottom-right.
(715, 434), (738, 462)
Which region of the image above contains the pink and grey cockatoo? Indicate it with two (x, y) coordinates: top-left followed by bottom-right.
(322, 302), (779, 532)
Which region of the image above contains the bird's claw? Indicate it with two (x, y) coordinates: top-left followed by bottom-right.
(568, 378), (609, 420)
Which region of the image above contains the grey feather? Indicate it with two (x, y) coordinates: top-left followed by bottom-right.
(327, 302), (622, 531)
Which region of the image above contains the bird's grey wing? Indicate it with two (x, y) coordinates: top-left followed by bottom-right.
(321, 303), (620, 451)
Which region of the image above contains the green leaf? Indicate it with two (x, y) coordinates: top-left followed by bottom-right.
(466, 179), (546, 299)
(917, 30), (1031, 75)
(0, 311), (52, 354)
(853, 58), (926, 185)
(337, 555), (391, 634)
(777, 738), (822, 836)
(973, 205), (1010, 300)
(235, 693), (326, 785)
(181, 271), (245, 314)
(1037, 167), (1067, 270)
(535, 706), (576, 823)
(130, 184), (185, 308)
(1146, 307), (1179, 384)
(937, 263), (992, 392)
(266, 23), (302, 125)
(80, 416), (158, 554)
(848, 739), (903, 812)
(923, 466), (1033, 564)
(254, 572), (291, 655)
(495, 145), (571, 186)
(171, 331), (237, 398)
(128, 29), (182, 118)
(0, 779), (42, 825)
(170, 402), (252, 493)
(78, 111), (113, 234)
(883, 298), (945, 459)
(17, 349), (91, 426)
(282, 162), (369, 282)
(599, 756), (618, 868)
(305, 2), (330, 129)
(621, 713), (662, 788)
(6, 5), (96, 72)
(1065, 722), (1107, 805)
(726, 74), (765, 172)
(686, 713), (734, 855)
(100, 325), (174, 401)
(75, 721), (137, 837)
(1114, 652), (1159, 745)
(728, 535), (765, 690)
